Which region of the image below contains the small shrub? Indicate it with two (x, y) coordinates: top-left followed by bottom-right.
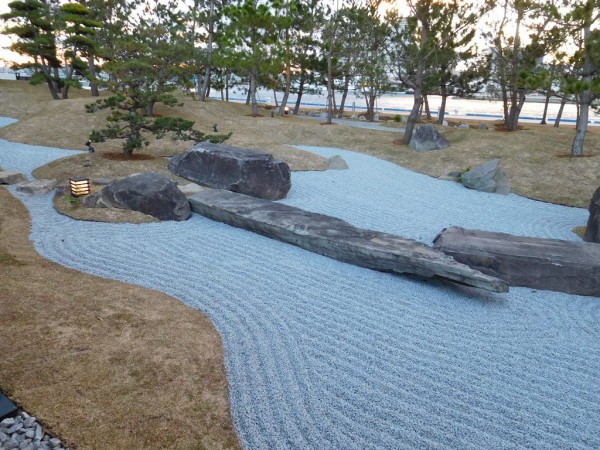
(394, 114), (402, 122)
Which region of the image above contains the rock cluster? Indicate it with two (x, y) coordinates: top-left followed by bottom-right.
(0, 412), (68, 450)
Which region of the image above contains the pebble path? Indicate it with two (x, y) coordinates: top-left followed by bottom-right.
(1, 117), (600, 449)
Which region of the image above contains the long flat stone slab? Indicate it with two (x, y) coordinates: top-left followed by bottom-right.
(189, 188), (508, 293)
(433, 226), (600, 296)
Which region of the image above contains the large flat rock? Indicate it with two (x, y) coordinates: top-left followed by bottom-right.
(433, 226), (600, 296)
(188, 188), (508, 293)
(168, 142), (291, 200)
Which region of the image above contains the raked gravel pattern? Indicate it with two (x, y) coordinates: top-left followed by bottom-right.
(1, 119), (600, 449)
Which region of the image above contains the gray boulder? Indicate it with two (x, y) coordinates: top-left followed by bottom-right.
(409, 125), (450, 152)
(457, 123), (470, 129)
(16, 179), (57, 195)
(0, 171), (26, 185)
(326, 155), (349, 170)
(83, 173), (191, 221)
(434, 226), (600, 296)
(461, 159), (510, 195)
(584, 186), (600, 243)
(168, 142), (291, 200)
(478, 123), (488, 130)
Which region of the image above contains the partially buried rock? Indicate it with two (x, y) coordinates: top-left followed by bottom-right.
(16, 179), (57, 195)
(83, 172), (191, 221)
(168, 142), (291, 200)
(0, 171), (26, 185)
(460, 159), (510, 195)
(326, 155), (349, 170)
(434, 226), (600, 296)
(584, 186), (600, 243)
(409, 124), (450, 152)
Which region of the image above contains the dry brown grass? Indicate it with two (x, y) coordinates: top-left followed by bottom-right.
(0, 188), (240, 449)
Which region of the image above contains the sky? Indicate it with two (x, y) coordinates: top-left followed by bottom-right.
(0, 1), (22, 66)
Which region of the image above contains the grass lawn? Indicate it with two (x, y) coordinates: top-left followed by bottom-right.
(0, 79), (598, 448)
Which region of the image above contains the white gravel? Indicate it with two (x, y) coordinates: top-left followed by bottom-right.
(1, 123), (599, 449)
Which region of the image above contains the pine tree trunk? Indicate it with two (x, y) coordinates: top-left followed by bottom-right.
(272, 88), (278, 107)
(572, 102), (589, 156)
(571, 21), (593, 156)
(294, 72), (305, 115)
(507, 89), (526, 131)
(339, 74), (350, 117)
(403, 89), (423, 145)
(502, 87), (509, 125)
(327, 47), (334, 125)
(46, 78), (59, 100)
(424, 95), (431, 120)
(250, 71), (259, 116)
(554, 99), (566, 127)
(279, 60), (292, 116)
(225, 71), (230, 102)
(88, 56), (100, 97)
(571, 102), (589, 156)
(540, 91), (551, 124)
(438, 83), (447, 125)
(199, 0), (215, 102)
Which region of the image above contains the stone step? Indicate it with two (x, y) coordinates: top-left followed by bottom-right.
(433, 226), (600, 296)
(188, 188), (508, 293)
(16, 179), (57, 195)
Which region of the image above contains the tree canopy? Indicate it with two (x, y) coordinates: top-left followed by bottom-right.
(2, 0), (599, 155)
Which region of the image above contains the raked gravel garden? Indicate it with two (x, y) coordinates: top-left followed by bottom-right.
(1, 116), (600, 449)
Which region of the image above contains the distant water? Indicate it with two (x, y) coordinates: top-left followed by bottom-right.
(223, 88), (600, 125)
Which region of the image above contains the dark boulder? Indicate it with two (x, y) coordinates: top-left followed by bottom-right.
(409, 125), (450, 152)
(83, 172), (191, 221)
(168, 142), (291, 200)
(584, 186), (600, 243)
(434, 226), (600, 296)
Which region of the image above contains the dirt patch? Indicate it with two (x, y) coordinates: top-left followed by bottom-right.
(573, 226), (587, 239)
(53, 193), (160, 223)
(494, 123), (526, 132)
(556, 153), (596, 159)
(101, 152), (158, 161)
(0, 188), (240, 449)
